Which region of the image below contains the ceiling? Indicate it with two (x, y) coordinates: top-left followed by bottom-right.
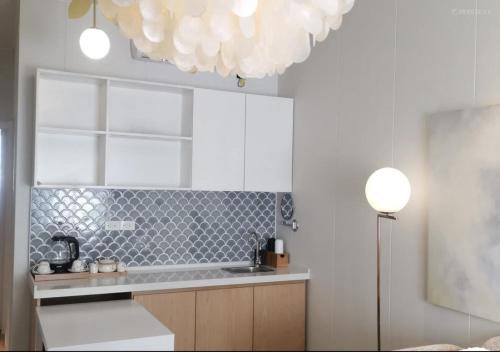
(0, 0), (17, 49)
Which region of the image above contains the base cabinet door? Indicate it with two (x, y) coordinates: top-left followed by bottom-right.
(134, 291), (196, 351)
(195, 287), (253, 351)
(253, 283), (306, 351)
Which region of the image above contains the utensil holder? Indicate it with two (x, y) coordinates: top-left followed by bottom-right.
(264, 251), (289, 268)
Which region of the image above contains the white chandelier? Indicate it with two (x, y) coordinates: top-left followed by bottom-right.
(96, 0), (355, 78)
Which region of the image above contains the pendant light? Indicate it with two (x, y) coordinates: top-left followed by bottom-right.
(80, 0), (110, 60)
(95, 0), (355, 78)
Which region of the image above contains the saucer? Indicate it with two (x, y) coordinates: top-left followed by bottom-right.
(32, 268), (55, 275)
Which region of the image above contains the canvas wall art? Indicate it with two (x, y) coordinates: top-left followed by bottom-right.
(428, 105), (500, 323)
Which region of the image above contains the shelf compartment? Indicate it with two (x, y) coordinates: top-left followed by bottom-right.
(106, 136), (192, 189)
(35, 133), (106, 187)
(37, 72), (107, 131)
(108, 80), (193, 137)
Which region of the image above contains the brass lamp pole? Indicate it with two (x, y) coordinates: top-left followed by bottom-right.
(376, 213), (397, 351)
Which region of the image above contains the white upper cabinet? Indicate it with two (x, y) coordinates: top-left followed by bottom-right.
(34, 69), (294, 192)
(244, 94), (294, 192)
(192, 88), (246, 191)
(34, 70), (193, 190)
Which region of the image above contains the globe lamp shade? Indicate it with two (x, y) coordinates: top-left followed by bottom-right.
(80, 28), (110, 60)
(365, 167), (411, 214)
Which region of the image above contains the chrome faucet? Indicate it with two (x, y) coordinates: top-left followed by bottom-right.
(249, 231), (262, 267)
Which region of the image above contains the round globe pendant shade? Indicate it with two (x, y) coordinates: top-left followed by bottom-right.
(365, 167), (411, 214)
(79, 28), (110, 60)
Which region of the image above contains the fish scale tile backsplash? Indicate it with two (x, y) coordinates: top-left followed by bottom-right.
(29, 189), (276, 267)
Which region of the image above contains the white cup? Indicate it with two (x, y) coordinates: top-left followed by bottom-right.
(117, 262), (127, 273)
(98, 259), (117, 273)
(89, 263), (98, 274)
(34, 261), (51, 274)
(71, 260), (87, 273)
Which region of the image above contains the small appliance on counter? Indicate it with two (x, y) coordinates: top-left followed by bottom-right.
(262, 238), (289, 268)
(49, 235), (80, 273)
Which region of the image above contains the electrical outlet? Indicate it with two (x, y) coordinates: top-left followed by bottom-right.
(106, 221), (136, 231)
(105, 221), (121, 231)
(121, 221), (136, 231)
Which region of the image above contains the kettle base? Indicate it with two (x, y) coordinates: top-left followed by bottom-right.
(50, 262), (71, 273)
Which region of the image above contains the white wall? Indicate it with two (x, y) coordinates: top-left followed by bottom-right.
(11, 0), (277, 349)
(279, 0), (500, 350)
(0, 49), (14, 122)
(0, 44), (14, 333)
(0, 0), (16, 122)
(0, 0), (16, 345)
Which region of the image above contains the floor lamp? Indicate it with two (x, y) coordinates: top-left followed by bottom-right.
(365, 167), (411, 351)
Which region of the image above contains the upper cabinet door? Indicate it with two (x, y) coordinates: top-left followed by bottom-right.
(192, 89), (246, 191)
(245, 95), (294, 192)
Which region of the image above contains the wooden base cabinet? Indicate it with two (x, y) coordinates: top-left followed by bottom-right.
(133, 282), (306, 351)
(253, 283), (306, 351)
(195, 287), (254, 351)
(134, 292), (196, 351)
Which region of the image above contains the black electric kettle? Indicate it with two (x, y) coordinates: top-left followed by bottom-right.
(49, 235), (80, 273)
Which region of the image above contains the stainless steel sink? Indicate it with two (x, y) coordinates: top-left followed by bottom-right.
(222, 266), (275, 274)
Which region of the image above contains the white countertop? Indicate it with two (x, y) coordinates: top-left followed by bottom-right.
(37, 300), (174, 351)
(30, 263), (310, 299)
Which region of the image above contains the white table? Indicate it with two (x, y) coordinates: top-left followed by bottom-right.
(36, 300), (174, 351)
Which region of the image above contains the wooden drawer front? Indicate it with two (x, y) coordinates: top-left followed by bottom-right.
(195, 287), (253, 351)
(253, 283), (306, 351)
(134, 292), (196, 351)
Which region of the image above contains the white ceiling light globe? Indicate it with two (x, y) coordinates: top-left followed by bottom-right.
(365, 167), (411, 214)
(232, 0), (258, 17)
(80, 28), (110, 60)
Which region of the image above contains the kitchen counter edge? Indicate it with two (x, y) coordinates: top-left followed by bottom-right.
(30, 265), (311, 300)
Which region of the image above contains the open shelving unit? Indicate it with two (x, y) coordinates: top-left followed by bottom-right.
(34, 69), (194, 190)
